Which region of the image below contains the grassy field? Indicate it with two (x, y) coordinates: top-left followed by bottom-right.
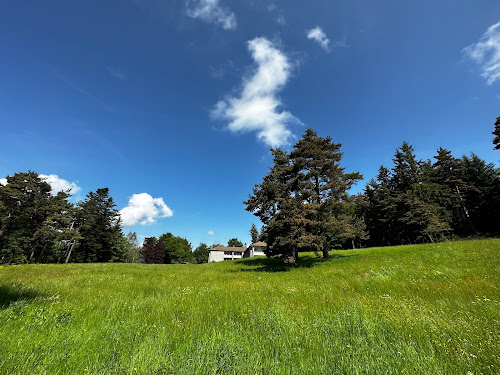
(0, 239), (499, 374)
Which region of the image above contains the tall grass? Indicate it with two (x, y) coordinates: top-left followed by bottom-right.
(0, 239), (499, 374)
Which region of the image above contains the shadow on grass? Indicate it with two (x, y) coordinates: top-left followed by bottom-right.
(0, 284), (42, 309)
(233, 252), (360, 273)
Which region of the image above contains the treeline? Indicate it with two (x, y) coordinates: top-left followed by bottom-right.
(247, 124), (500, 263)
(0, 171), (214, 265)
(362, 143), (500, 246)
(0, 172), (139, 264)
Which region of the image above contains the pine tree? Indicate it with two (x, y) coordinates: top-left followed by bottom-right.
(493, 116), (500, 150)
(249, 224), (259, 244)
(75, 188), (124, 262)
(244, 129), (362, 263)
(0, 172), (53, 263)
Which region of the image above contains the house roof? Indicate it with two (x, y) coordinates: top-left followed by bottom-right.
(210, 246), (247, 253)
(250, 241), (267, 247)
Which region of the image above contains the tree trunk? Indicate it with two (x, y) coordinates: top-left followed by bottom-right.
(455, 186), (476, 234)
(65, 240), (75, 264)
(352, 239), (355, 249)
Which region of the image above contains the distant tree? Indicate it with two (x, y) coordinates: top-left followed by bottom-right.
(193, 243), (210, 264)
(227, 238), (244, 247)
(363, 143), (452, 245)
(460, 154), (500, 234)
(245, 129), (362, 263)
(74, 188), (125, 262)
(249, 224), (259, 244)
(0, 172), (79, 264)
(123, 232), (141, 263)
(140, 237), (157, 264)
(158, 233), (195, 263)
(493, 116), (500, 150)
(152, 240), (166, 264)
(431, 148), (475, 234)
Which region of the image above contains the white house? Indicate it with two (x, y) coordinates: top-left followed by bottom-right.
(208, 242), (267, 263)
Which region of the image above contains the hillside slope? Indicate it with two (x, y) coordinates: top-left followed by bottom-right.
(0, 239), (499, 374)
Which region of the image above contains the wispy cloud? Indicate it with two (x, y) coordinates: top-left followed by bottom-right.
(120, 193), (173, 227)
(212, 37), (300, 147)
(39, 174), (81, 196)
(208, 230), (215, 236)
(51, 68), (117, 113)
(106, 66), (125, 80)
(307, 26), (330, 52)
(187, 0), (237, 30)
(463, 21), (500, 85)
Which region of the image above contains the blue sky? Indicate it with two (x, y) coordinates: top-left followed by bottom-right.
(1, 0), (499, 247)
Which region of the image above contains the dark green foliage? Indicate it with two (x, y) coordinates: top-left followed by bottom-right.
(460, 154), (500, 234)
(249, 224), (259, 244)
(245, 129), (362, 263)
(158, 233), (195, 264)
(0, 172), (79, 264)
(193, 243), (210, 264)
(227, 238), (244, 247)
(363, 144), (500, 246)
(74, 188), (125, 263)
(493, 116), (500, 150)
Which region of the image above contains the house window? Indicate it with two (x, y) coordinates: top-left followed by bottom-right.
(224, 251), (232, 255)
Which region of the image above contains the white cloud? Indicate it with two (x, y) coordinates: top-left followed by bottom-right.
(187, 0), (236, 30)
(276, 15), (286, 26)
(307, 26), (330, 52)
(39, 174), (81, 196)
(464, 21), (500, 85)
(212, 37), (300, 147)
(208, 230), (215, 236)
(120, 193), (173, 227)
(0, 178), (7, 186)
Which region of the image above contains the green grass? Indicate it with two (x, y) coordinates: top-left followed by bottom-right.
(0, 239), (499, 374)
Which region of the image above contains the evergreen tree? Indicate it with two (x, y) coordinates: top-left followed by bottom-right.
(460, 154), (500, 234)
(493, 116), (500, 150)
(431, 148), (475, 234)
(249, 224), (259, 244)
(74, 188), (124, 262)
(245, 129), (362, 263)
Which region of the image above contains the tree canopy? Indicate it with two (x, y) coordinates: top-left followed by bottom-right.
(244, 129), (362, 263)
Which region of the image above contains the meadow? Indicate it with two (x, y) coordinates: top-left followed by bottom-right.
(0, 239), (499, 374)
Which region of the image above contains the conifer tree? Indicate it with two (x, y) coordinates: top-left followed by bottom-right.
(245, 129), (362, 263)
(493, 116), (500, 150)
(249, 224), (259, 243)
(75, 188), (124, 262)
